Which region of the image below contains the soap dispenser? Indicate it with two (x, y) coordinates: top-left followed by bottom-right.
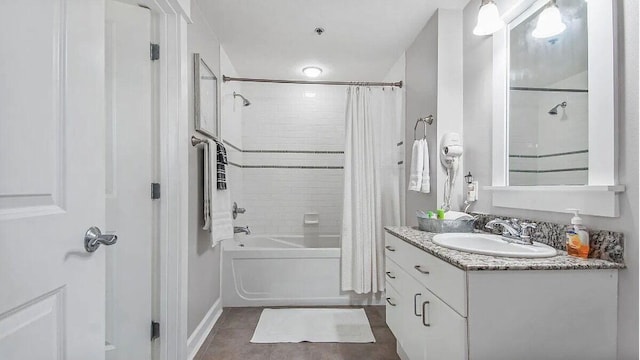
(565, 209), (589, 259)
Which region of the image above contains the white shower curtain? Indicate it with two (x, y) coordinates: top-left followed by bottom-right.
(341, 87), (401, 294)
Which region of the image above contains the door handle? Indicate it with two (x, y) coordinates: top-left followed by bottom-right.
(385, 271), (396, 279)
(385, 245), (396, 252)
(422, 301), (431, 327)
(385, 297), (397, 307)
(414, 293), (422, 317)
(84, 226), (118, 253)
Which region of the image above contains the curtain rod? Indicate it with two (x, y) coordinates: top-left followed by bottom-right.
(222, 75), (403, 88)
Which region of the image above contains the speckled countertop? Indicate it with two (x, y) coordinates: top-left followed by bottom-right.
(385, 226), (625, 271)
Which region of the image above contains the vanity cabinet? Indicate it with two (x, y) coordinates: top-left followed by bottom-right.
(384, 232), (619, 360)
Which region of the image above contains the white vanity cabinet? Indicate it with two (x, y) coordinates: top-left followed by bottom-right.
(384, 232), (619, 360)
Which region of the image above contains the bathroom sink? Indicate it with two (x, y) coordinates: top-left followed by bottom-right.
(432, 233), (557, 258)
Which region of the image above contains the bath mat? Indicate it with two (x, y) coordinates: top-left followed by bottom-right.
(250, 308), (376, 343)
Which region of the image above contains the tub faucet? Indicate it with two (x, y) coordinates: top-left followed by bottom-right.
(234, 226), (251, 235)
(485, 218), (537, 245)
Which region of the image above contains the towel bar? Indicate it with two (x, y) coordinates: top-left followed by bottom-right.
(413, 115), (434, 140)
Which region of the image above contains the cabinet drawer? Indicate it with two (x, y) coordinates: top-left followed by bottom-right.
(385, 232), (467, 316)
(384, 282), (404, 340)
(384, 256), (406, 291)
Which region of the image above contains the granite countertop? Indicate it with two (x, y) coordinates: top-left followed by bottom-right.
(385, 226), (626, 271)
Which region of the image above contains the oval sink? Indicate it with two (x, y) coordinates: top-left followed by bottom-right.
(432, 233), (557, 258)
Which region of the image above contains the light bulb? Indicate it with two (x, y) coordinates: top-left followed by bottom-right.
(302, 67), (323, 78)
(473, 1), (504, 36)
(532, 2), (566, 38)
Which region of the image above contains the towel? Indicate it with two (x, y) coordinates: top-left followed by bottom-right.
(216, 140), (228, 190)
(408, 139), (424, 191)
(420, 138), (430, 193)
(203, 139), (233, 247)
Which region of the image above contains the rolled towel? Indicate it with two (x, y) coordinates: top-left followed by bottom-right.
(420, 138), (430, 193)
(408, 140), (424, 192)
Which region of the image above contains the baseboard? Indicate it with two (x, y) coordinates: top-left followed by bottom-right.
(187, 298), (223, 360)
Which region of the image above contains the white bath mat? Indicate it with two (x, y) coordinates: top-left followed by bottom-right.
(250, 308), (376, 343)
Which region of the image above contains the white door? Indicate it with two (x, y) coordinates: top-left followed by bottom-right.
(0, 0), (107, 359)
(105, 1), (153, 359)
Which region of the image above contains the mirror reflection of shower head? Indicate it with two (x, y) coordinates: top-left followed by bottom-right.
(233, 92), (251, 107)
(548, 101), (567, 115)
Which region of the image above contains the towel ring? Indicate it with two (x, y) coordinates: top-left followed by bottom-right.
(413, 115), (434, 140)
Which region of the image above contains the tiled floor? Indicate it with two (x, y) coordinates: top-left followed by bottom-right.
(194, 306), (400, 360)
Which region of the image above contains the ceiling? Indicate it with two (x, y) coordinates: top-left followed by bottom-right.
(197, 0), (471, 81)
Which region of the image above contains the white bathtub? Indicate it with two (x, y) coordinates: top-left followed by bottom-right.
(222, 235), (382, 307)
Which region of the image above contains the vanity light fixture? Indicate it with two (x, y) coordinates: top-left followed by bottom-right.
(473, 0), (504, 36)
(302, 66), (323, 78)
(532, 0), (566, 39)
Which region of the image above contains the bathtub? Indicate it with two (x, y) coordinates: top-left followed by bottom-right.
(222, 235), (382, 307)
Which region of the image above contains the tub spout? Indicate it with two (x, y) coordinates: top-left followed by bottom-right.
(234, 226), (251, 235)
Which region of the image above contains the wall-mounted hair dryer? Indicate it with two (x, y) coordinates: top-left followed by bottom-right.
(440, 132), (463, 211)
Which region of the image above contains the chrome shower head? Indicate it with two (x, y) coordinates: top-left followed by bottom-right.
(548, 101), (567, 115)
(233, 92), (251, 107)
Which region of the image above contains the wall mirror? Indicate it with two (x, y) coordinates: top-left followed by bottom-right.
(194, 53), (219, 139)
(488, 0), (624, 217)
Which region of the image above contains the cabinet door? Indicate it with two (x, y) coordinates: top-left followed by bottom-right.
(403, 290), (429, 360)
(421, 289), (468, 360)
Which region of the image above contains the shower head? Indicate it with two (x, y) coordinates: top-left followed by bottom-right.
(233, 92), (251, 107)
(548, 101), (567, 115)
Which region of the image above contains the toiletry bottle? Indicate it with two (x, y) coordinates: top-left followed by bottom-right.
(565, 209), (589, 259)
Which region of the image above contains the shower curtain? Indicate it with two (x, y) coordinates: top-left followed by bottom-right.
(341, 86), (401, 294)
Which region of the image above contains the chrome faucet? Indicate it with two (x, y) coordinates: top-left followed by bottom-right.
(485, 218), (537, 245)
(234, 225), (251, 235)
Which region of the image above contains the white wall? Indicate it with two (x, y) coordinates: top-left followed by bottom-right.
(405, 12), (439, 225)
(462, 1), (638, 358)
(384, 54), (407, 224)
(405, 9), (465, 224)
(186, 0), (227, 337)
(239, 83), (346, 236)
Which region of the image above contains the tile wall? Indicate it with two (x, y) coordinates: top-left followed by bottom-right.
(230, 83), (347, 235)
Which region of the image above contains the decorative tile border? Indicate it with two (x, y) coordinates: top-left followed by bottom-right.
(509, 167), (588, 173)
(472, 213), (624, 263)
(227, 162), (342, 170)
(510, 86), (588, 93)
(510, 149), (588, 159)
(223, 140), (343, 154)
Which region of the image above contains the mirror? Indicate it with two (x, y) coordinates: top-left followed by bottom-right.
(508, 0), (588, 186)
(489, 0), (620, 216)
(194, 53), (219, 139)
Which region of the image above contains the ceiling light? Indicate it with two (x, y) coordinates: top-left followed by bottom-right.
(304, 91), (316, 98)
(302, 66), (323, 78)
(532, 0), (566, 39)
(473, 0), (504, 36)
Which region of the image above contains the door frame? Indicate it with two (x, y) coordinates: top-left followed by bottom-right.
(129, 1), (192, 359)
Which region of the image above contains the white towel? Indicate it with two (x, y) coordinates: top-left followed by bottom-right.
(408, 139), (424, 191)
(420, 138), (430, 193)
(203, 139), (233, 247)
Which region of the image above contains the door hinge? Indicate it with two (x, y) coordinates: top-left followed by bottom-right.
(151, 321), (160, 341)
(150, 43), (159, 61)
(151, 183), (161, 199)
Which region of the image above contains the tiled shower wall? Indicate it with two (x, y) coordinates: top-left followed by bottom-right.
(231, 83), (347, 235)
(509, 72), (588, 185)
